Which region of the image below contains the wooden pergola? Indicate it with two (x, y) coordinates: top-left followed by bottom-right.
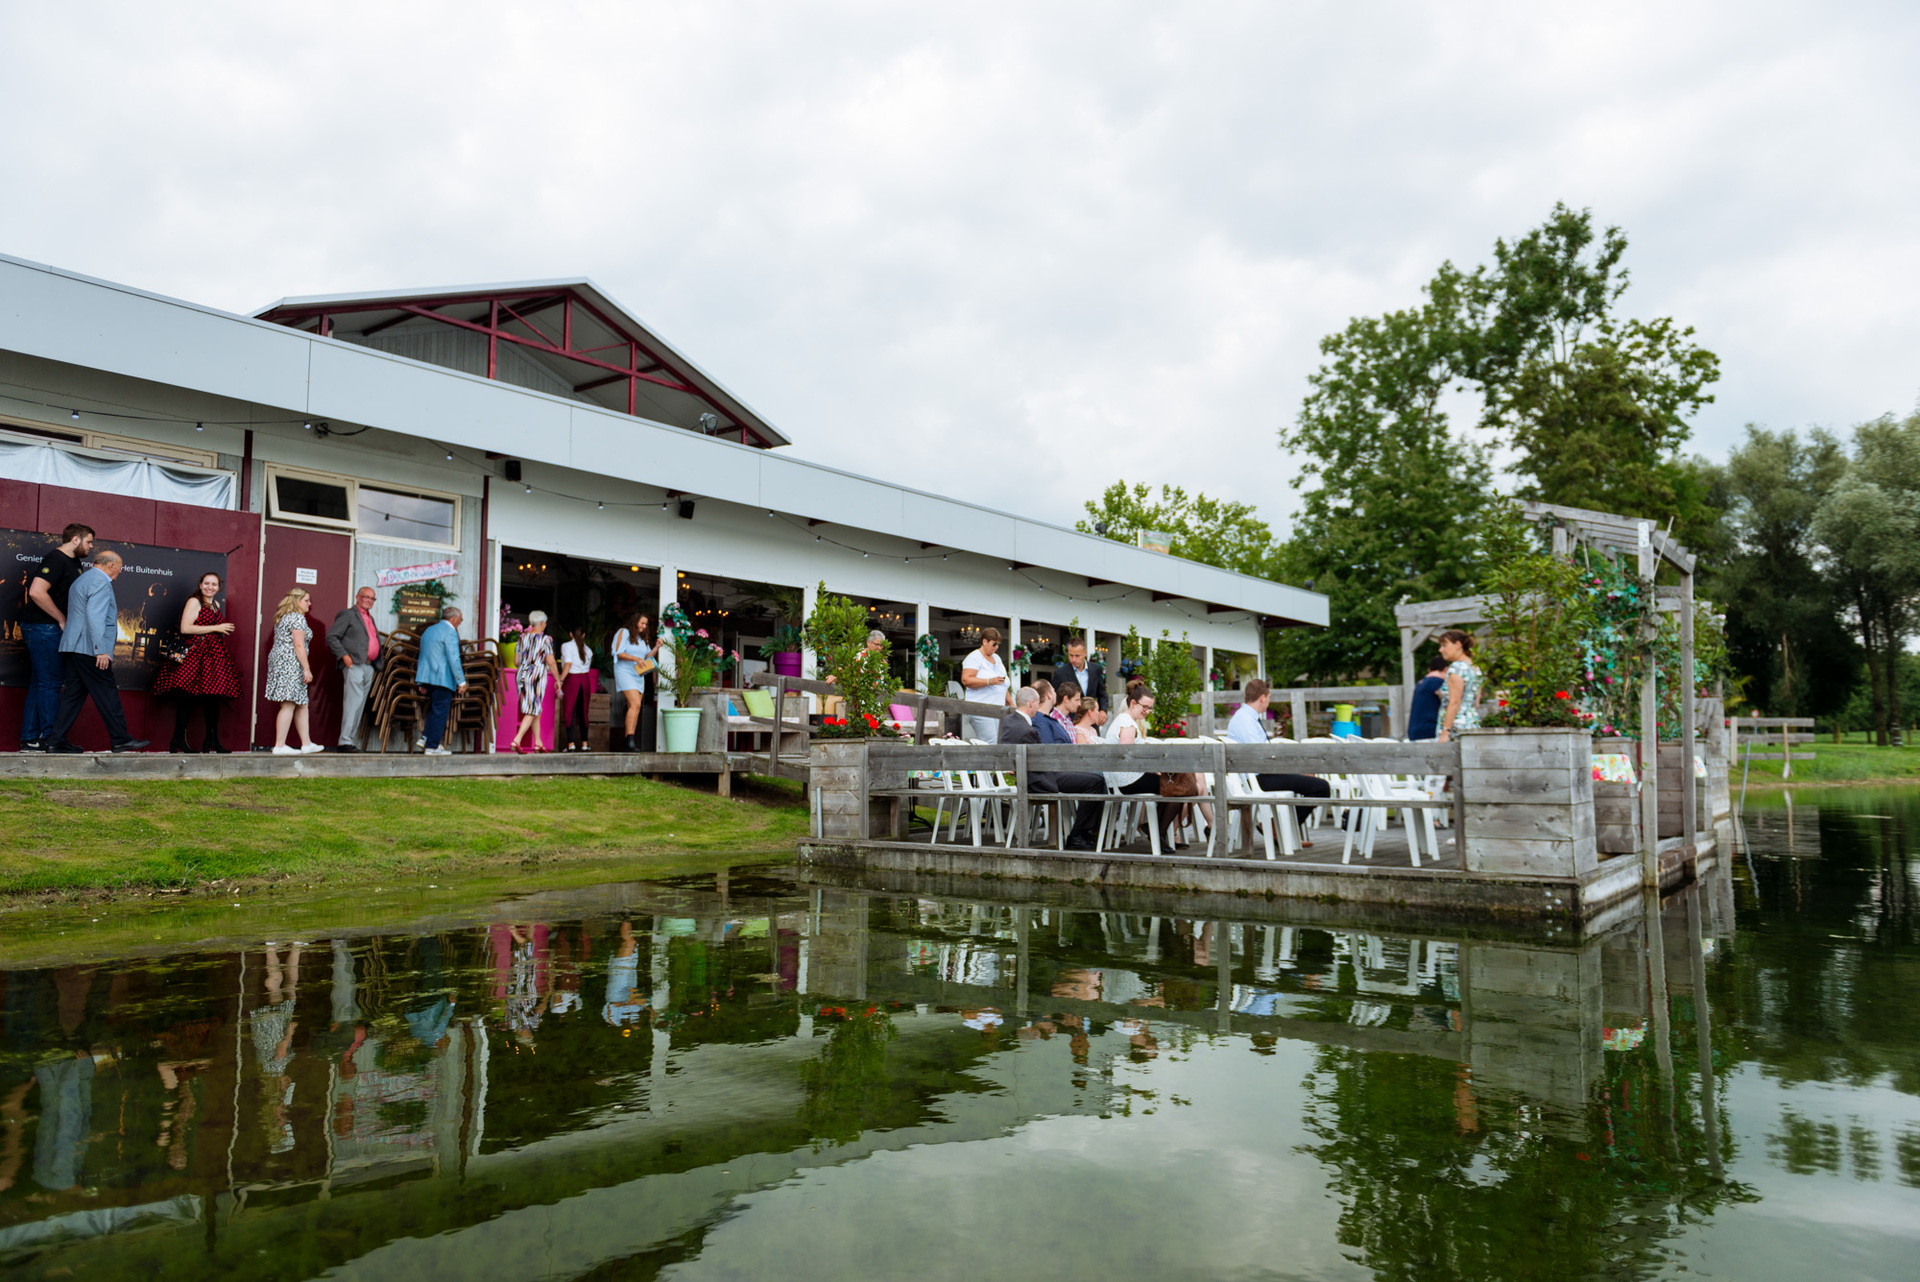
(1393, 501), (1700, 885)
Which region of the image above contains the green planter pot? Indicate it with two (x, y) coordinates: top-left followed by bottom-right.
(661, 706), (702, 753)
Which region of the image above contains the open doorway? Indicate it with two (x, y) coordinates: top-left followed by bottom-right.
(500, 549), (661, 749)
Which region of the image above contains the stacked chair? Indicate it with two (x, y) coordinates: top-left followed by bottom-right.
(361, 630), (504, 753)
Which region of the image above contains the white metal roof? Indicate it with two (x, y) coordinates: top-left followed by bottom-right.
(0, 251), (1328, 626)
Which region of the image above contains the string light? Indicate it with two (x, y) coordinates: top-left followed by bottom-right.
(70, 409), (80, 420)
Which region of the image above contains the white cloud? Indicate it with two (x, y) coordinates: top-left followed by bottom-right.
(2, 0), (1914, 533)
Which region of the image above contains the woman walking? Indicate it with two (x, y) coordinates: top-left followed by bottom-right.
(559, 624), (594, 751)
(265, 587), (323, 755)
(610, 610), (655, 752)
(508, 611), (563, 753)
(1434, 629), (1485, 743)
(153, 571), (243, 752)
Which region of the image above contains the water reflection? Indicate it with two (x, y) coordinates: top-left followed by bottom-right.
(1, 791), (1918, 1279)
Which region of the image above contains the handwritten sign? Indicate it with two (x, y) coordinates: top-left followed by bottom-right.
(376, 559), (458, 588)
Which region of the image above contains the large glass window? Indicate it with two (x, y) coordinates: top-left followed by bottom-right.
(361, 486), (457, 547)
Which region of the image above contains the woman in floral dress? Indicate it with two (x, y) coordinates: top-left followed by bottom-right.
(265, 587), (323, 755)
(153, 571), (244, 752)
(507, 611), (562, 753)
(1435, 629), (1485, 742)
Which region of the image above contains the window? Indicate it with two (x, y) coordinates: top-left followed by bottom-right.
(265, 466), (460, 547)
(268, 467), (356, 529)
(361, 485), (458, 547)
(84, 431), (219, 468)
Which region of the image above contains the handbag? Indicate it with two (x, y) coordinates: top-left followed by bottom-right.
(160, 633), (192, 665)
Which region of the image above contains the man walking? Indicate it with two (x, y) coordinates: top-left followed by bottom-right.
(1055, 636), (1108, 712)
(1225, 679), (1329, 847)
(47, 549), (148, 753)
(415, 606), (467, 756)
(999, 685), (1105, 850)
(16, 522), (93, 751)
(325, 586), (384, 752)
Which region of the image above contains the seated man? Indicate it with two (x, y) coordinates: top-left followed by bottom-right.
(999, 686), (1104, 851)
(1225, 679), (1330, 848)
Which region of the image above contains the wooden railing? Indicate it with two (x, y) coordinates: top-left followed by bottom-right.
(1731, 716), (1815, 779)
(857, 738), (1463, 857)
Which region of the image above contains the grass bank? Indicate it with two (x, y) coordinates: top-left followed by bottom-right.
(1739, 741), (1920, 789)
(0, 774), (810, 897)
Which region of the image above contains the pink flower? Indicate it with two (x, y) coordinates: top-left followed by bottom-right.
(695, 629), (708, 638)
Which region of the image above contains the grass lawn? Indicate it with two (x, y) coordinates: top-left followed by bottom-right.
(0, 773), (810, 897)
(1740, 740), (1920, 788)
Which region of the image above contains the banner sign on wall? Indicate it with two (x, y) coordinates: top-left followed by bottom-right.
(376, 559), (458, 588)
(0, 530), (230, 691)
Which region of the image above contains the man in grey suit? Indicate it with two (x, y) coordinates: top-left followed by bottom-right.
(47, 549), (148, 753)
(325, 586), (384, 752)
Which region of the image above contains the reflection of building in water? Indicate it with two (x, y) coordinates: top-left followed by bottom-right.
(0, 868), (1751, 1279)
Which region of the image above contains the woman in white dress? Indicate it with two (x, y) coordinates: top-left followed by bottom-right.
(1102, 681), (1165, 845)
(265, 588), (324, 755)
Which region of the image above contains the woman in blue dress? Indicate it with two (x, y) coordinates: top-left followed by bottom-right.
(1435, 629), (1485, 742)
(610, 610), (656, 752)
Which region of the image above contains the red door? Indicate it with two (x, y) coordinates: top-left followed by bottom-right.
(257, 524), (354, 748)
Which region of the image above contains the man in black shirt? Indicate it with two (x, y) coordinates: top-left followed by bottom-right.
(18, 523), (94, 752)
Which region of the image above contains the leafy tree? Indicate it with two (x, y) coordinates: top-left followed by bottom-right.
(1468, 204), (1723, 549)
(1476, 509), (1595, 728)
(1276, 268), (1496, 681)
(1813, 412), (1920, 743)
(1076, 482), (1279, 577)
(1704, 426), (1857, 719)
(1277, 204), (1725, 683)
(804, 582), (894, 724)
(1120, 625), (1203, 736)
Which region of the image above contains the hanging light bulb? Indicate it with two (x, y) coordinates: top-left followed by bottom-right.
(597, 502), (604, 510)
(195, 422), (204, 432)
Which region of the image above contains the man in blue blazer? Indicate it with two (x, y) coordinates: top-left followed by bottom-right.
(998, 682), (1104, 850)
(47, 549), (148, 753)
(415, 605), (468, 755)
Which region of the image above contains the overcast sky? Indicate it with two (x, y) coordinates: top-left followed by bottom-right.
(3, 1), (1915, 532)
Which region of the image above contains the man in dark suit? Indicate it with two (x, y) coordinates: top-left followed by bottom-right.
(999, 684), (1104, 850)
(1054, 637), (1108, 712)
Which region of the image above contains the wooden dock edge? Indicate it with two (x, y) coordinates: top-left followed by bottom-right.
(797, 835), (1712, 926)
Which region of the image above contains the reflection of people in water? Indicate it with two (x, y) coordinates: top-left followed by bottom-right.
(960, 1008), (1004, 1039)
(493, 924), (551, 1043)
(251, 943), (303, 1154)
(603, 921), (649, 1027)
(31, 1053), (96, 1191)
(155, 1058), (212, 1171)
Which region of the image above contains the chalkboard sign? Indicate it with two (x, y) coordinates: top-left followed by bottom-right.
(395, 588), (441, 632)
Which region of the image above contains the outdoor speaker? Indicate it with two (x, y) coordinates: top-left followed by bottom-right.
(504, 459), (522, 481)
(676, 499), (696, 520)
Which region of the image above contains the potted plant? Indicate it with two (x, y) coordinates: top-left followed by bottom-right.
(759, 623), (806, 678)
(496, 604), (524, 669)
(659, 602), (737, 752)
(1462, 512), (1601, 876)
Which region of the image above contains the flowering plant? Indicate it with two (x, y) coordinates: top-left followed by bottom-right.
(661, 601), (736, 705)
(1006, 645), (1030, 677)
(497, 605), (526, 639)
(815, 713), (902, 742)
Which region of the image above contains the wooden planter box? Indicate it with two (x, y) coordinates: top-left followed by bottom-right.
(1459, 727), (1597, 877)
(1594, 784), (1640, 855)
(810, 741), (904, 840)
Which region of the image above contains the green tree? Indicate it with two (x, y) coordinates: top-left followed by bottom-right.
(1468, 204), (1723, 549)
(1276, 268), (1496, 681)
(1705, 426), (1857, 720)
(1076, 482), (1279, 577)
(804, 582), (895, 724)
(1813, 412), (1920, 744)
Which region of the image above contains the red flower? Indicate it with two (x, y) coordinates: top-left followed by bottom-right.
(1555, 691), (1570, 700)
(1498, 699), (1508, 707)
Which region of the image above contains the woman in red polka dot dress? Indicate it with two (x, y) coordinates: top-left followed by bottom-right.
(153, 571), (244, 752)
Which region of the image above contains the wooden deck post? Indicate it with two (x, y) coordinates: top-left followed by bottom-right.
(1014, 744), (1030, 848)
(1211, 741), (1229, 857)
(1679, 570), (1698, 865)
(768, 681), (785, 779)
(1637, 521), (1660, 888)
(1290, 689), (1307, 741)
(1400, 626), (1419, 740)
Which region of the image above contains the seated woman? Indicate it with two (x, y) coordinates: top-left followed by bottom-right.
(1101, 681), (1166, 847)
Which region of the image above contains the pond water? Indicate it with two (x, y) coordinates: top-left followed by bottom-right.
(2, 787), (1918, 1281)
